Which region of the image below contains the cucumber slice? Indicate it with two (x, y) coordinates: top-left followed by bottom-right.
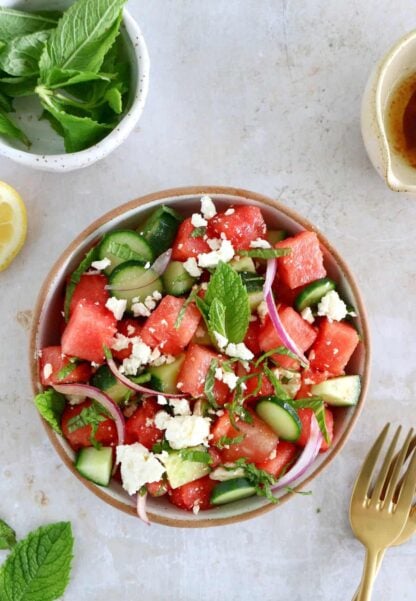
(75, 447), (113, 486)
(311, 375), (361, 406)
(239, 271), (264, 292)
(295, 277), (336, 311)
(91, 365), (132, 404)
(139, 205), (184, 254)
(162, 447), (211, 489)
(256, 396), (302, 441)
(109, 261), (163, 310)
(146, 354), (186, 394)
(211, 478), (256, 505)
(162, 261), (196, 296)
(230, 256), (256, 273)
(267, 230), (286, 244)
(98, 230), (154, 274)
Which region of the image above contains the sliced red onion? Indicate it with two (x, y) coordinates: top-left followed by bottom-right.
(137, 491), (150, 525)
(263, 259), (309, 366)
(106, 355), (187, 399)
(84, 270), (101, 276)
(272, 415), (322, 490)
(53, 383), (125, 446)
(151, 248), (172, 275)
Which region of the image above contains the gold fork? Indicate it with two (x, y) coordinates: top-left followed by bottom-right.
(349, 424), (416, 601)
(351, 436), (416, 601)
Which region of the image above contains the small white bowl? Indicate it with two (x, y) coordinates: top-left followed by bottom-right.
(361, 29), (416, 192)
(0, 1), (149, 172)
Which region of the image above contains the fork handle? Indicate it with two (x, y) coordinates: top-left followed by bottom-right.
(352, 549), (386, 601)
(356, 547), (379, 601)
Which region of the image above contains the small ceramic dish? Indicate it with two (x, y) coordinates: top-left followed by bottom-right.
(361, 29), (416, 192)
(0, 1), (149, 172)
(30, 186), (371, 528)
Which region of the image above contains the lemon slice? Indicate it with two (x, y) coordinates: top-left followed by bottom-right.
(0, 181), (27, 272)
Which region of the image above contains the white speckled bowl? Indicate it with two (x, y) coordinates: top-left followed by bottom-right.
(30, 187), (371, 528)
(0, 1), (149, 172)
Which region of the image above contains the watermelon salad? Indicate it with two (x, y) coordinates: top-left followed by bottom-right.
(34, 196), (362, 521)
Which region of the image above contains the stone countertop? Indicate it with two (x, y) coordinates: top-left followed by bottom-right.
(1, 1), (415, 599)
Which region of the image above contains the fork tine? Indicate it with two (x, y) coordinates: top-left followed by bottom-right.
(384, 428), (414, 506)
(394, 445), (416, 512)
(351, 423), (390, 502)
(370, 426), (402, 503)
(391, 434), (416, 503)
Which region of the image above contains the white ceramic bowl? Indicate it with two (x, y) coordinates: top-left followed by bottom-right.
(0, 1), (149, 172)
(30, 186), (371, 528)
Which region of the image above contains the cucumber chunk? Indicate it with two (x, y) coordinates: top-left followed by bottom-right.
(239, 272), (265, 310)
(146, 354), (186, 394)
(267, 230), (286, 244)
(91, 365), (132, 404)
(162, 261), (196, 296)
(75, 447), (113, 486)
(139, 205), (184, 254)
(98, 230), (154, 274)
(256, 396), (302, 442)
(109, 262), (163, 310)
(311, 375), (361, 406)
(162, 447), (211, 489)
(295, 277), (336, 311)
(230, 256), (256, 273)
(211, 478), (256, 505)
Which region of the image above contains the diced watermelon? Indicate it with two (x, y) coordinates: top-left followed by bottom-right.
(171, 217), (210, 261)
(258, 306), (317, 369)
(168, 475), (217, 511)
(295, 368), (331, 399)
(309, 319), (359, 375)
(241, 365), (274, 402)
(125, 398), (163, 449)
(61, 300), (117, 364)
(275, 231), (326, 289)
(112, 318), (142, 362)
(297, 407), (334, 452)
(39, 346), (92, 386)
(177, 343), (229, 404)
(69, 273), (109, 315)
(256, 441), (298, 477)
(206, 205), (267, 250)
(140, 296), (201, 355)
(243, 319), (261, 356)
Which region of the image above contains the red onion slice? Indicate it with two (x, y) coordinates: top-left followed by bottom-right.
(53, 383), (125, 446)
(263, 259), (309, 366)
(151, 248), (172, 275)
(137, 491), (150, 525)
(272, 415), (322, 491)
(106, 355), (188, 399)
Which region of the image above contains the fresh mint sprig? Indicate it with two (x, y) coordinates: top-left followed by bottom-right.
(0, 519), (16, 551)
(34, 389), (66, 435)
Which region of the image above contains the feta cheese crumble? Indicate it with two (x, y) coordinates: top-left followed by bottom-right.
(121, 340), (153, 375)
(317, 290), (348, 322)
(197, 239), (235, 268)
(225, 342), (254, 361)
(301, 306), (315, 324)
(91, 257), (111, 271)
(207, 238), (222, 251)
(116, 443), (166, 495)
(43, 363), (53, 380)
(105, 297), (127, 321)
(183, 257), (202, 278)
(213, 331), (228, 350)
(131, 302), (151, 317)
(224, 208), (235, 216)
(200, 195), (217, 219)
(170, 398), (192, 416)
(157, 414), (211, 449)
(191, 213), (208, 228)
(157, 395), (168, 405)
(209, 466), (245, 481)
(257, 300), (268, 322)
(250, 238), (271, 249)
(214, 367), (239, 390)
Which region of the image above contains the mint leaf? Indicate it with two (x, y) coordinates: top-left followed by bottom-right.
(208, 298), (227, 338)
(0, 519), (16, 551)
(34, 390), (65, 435)
(64, 245), (98, 320)
(0, 8), (58, 43)
(67, 401), (109, 449)
(56, 358), (79, 381)
(174, 288), (198, 329)
(263, 365), (291, 401)
(233, 459), (278, 503)
(0, 109), (30, 146)
(204, 359), (218, 408)
(255, 346), (299, 367)
(239, 248), (291, 259)
(0, 522), (73, 601)
(179, 448), (212, 464)
(0, 76), (37, 98)
(190, 226), (206, 238)
(0, 91), (13, 113)
(205, 262), (250, 343)
(39, 0), (126, 83)
(215, 434), (245, 449)
(45, 68), (113, 89)
(0, 30), (50, 77)
(293, 397), (330, 444)
(104, 86), (122, 113)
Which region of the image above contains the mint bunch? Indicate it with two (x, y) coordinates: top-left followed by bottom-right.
(0, 0), (129, 152)
(0, 520), (74, 601)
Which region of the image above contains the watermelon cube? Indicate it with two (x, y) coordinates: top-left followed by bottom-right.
(69, 273), (109, 316)
(39, 346), (92, 386)
(177, 343), (229, 404)
(171, 218), (210, 261)
(275, 231), (326, 289)
(309, 319), (360, 375)
(62, 300), (117, 364)
(206, 206), (267, 250)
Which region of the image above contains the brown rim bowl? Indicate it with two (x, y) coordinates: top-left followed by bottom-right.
(30, 186), (371, 528)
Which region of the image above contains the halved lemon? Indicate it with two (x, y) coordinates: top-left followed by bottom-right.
(0, 181), (27, 272)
